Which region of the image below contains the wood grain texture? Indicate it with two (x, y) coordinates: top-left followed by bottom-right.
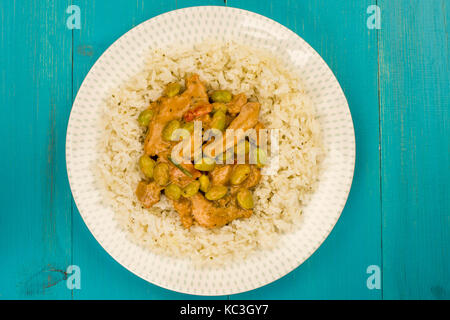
(0, 1), (73, 299)
(379, 0), (450, 299)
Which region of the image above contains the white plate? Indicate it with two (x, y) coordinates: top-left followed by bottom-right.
(66, 6), (355, 296)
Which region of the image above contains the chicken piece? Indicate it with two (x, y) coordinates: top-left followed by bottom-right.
(155, 152), (201, 187)
(242, 165), (262, 188)
(198, 113), (211, 129)
(144, 74), (208, 156)
(184, 74), (210, 101)
(190, 193), (252, 228)
(209, 165), (233, 185)
(225, 114), (234, 127)
(227, 93), (247, 115)
(136, 181), (162, 208)
(254, 121), (265, 146)
(216, 194), (233, 208)
(172, 198), (194, 229)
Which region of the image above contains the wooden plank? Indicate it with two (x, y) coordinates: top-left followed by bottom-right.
(227, 0), (382, 299)
(379, 0), (450, 299)
(0, 1), (73, 299)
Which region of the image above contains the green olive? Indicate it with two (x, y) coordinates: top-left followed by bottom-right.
(153, 162), (169, 186)
(235, 140), (250, 156)
(211, 90), (232, 103)
(181, 121), (195, 133)
(138, 109), (154, 126)
(205, 185), (228, 201)
(182, 180), (200, 198)
(210, 110), (227, 131)
(165, 82), (181, 97)
(162, 120), (181, 141)
(139, 155), (156, 178)
(252, 147), (268, 168)
(194, 157), (216, 172)
(165, 183), (181, 201)
(199, 175), (210, 192)
(212, 102), (227, 113)
(237, 188), (254, 210)
(230, 164), (251, 185)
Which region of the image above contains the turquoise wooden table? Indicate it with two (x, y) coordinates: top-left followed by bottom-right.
(1, 0), (449, 300)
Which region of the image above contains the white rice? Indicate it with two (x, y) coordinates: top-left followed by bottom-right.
(96, 41), (324, 266)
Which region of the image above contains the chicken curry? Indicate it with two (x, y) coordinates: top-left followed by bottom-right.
(135, 74), (266, 229)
